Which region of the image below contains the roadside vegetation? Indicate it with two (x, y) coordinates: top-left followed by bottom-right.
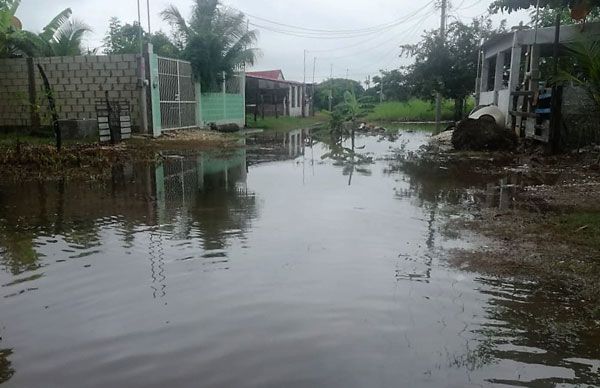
(247, 112), (327, 132)
(366, 99), (456, 122)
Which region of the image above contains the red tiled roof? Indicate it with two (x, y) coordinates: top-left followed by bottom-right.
(246, 70), (285, 81)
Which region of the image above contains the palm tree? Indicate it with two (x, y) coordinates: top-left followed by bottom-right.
(1, 2), (90, 58)
(161, 0), (259, 90)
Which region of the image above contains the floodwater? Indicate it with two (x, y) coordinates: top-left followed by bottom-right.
(0, 128), (598, 387)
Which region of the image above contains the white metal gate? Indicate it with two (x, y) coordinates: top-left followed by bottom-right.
(157, 57), (197, 130)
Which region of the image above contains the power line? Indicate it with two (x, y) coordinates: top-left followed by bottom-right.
(242, 2), (435, 35)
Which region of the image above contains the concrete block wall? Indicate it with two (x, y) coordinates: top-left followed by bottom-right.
(0, 58), (31, 127)
(0, 54), (141, 130)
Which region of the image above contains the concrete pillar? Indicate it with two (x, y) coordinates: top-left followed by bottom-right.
(508, 39), (523, 93)
(493, 52), (505, 104)
(480, 54), (490, 94)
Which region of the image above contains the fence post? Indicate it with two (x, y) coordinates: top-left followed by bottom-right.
(240, 72), (246, 127)
(147, 50), (162, 137)
(195, 82), (202, 128)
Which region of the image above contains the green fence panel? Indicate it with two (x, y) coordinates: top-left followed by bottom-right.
(200, 93), (245, 125)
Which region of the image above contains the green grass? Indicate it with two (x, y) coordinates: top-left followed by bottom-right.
(551, 212), (600, 251)
(247, 112), (327, 132)
(366, 98), (475, 122)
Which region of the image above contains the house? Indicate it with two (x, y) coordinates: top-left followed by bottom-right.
(245, 70), (314, 119)
(476, 22), (600, 143)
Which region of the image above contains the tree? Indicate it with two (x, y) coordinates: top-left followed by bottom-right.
(490, 0), (600, 13)
(103, 17), (142, 54)
(314, 78), (364, 111)
(369, 69), (411, 102)
(161, 0), (259, 90)
(103, 17), (181, 57)
(402, 17), (505, 119)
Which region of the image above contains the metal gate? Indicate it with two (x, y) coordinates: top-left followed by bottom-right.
(157, 57), (197, 130)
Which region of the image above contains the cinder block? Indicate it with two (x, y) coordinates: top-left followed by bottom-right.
(105, 62), (117, 70)
(71, 91), (83, 99)
(88, 83), (101, 91)
(92, 62), (105, 70)
(35, 57), (51, 65)
(117, 61), (129, 70)
(123, 68), (137, 77)
(62, 105), (72, 113)
(111, 69), (124, 77)
(71, 78), (82, 85)
(85, 69), (100, 78)
(68, 62), (81, 71)
(83, 91), (95, 99)
(98, 56), (110, 63)
(105, 77), (117, 84)
(50, 57), (62, 64)
(57, 63), (68, 71)
(122, 54), (137, 63)
(74, 56), (86, 63)
(85, 56), (98, 63)
(82, 77), (93, 84)
(109, 54), (123, 62)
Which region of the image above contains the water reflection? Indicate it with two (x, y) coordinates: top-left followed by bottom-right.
(0, 147), (256, 283)
(387, 133), (600, 387)
(0, 129), (597, 387)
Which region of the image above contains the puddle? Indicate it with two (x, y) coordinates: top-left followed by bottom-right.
(0, 129), (598, 387)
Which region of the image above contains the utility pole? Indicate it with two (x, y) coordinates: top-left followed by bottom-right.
(329, 63), (333, 111)
(147, 0), (151, 34)
(303, 49), (307, 117)
(435, 0), (447, 132)
(312, 57), (317, 116)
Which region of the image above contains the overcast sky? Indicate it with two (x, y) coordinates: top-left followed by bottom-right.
(16, 0), (529, 83)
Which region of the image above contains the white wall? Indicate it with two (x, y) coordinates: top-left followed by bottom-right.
(288, 85), (303, 117)
(479, 91), (495, 106)
(497, 89), (511, 126)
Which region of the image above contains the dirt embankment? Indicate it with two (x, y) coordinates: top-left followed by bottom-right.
(0, 129), (238, 181)
(410, 140), (600, 323)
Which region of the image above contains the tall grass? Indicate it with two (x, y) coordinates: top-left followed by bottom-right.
(366, 98), (474, 122)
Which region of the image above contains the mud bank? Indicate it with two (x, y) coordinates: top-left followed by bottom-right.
(0, 129), (238, 181)
(400, 141), (600, 326)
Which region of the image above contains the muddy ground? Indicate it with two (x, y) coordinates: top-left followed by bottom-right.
(401, 139), (600, 334)
(0, 129), (238, 181)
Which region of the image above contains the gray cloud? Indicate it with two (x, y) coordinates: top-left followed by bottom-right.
(16, 0), (528, 83)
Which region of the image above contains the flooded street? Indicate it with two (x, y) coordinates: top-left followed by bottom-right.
(0, 128), (598, 387)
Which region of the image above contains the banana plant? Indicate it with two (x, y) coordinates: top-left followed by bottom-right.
(556, 36), (600, 108)
(1, 2), (90, 57)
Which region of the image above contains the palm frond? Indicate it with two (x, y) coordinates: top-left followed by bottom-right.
(160, 5), (190, 39)
(40, 8), (72, 41)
